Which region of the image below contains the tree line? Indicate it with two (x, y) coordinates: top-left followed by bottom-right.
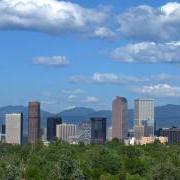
(0, 139), (180, 179)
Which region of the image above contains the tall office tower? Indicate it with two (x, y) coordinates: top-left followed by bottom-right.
(5, 113), (23, 144)
(134, 99), (154, 138)
(91, 117), (106, 144)
(47, 117), (62, 141)
(112, 96), (128, 140)
(28, 101), (41, 144)
(56, 123), (77, 142)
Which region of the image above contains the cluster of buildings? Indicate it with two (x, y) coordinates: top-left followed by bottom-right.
(0, 97), (180, 145)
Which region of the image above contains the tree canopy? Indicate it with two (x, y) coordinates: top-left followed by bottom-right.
(0, 141), (180, 179)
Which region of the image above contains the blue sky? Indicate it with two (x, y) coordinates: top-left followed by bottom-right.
(0, 0), (180, 112)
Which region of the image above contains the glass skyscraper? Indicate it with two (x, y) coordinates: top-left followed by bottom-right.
(47, 117), (62, 141)
(91, 117), (106, 144)
(134, 99), (155, 138)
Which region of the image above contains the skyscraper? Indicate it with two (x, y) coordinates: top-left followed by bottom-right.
(5, 113), (23, 144)
(47, 117), (62, 141)
(28, 101), (41, 144)
(112, 96), (128, 140)
(56, 123), (77, 142)
(91, 117), (106, 144)
(134, 99), (154, 138)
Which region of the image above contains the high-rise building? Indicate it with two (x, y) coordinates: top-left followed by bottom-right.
(77, 121), (91, 144)
(47, 117), (62, 141)
(91, 117), (106, 144)
(112, 96), (128, 140)
(56, 123), (77, 142)
(157, 127), (180, 144)
(134, 99), (154, 138)
(28, 101), (41, 144)
(1, 124), (5, 134)
(5, 113), (23, 144)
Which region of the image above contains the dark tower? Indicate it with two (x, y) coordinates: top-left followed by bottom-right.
(1, 124), (6, 134)
(47, 117), (62, 141)
(28, 101), (40, 144)
(91, 117), (106, 144)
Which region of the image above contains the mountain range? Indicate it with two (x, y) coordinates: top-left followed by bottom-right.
(0, 104), (180, 135)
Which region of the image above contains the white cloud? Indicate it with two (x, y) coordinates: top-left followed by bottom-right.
(0, 0), (111, 38)
(69, 73), (179, 85)
(134, 84), (180, 97)
(83, 96), (100, 103)
(92, 73), (119, 83)
(112, 41), (180, 63)
(69, 75), (89, 83)
(117, 2), (180, 42)
(67, 95), (78, 102)
(62, 88), (100, 105)
(62, 89), (84, 94)
(91, 27), (115, 39)
(33, 56), (70, 67)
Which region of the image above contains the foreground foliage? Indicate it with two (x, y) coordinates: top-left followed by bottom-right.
(0, 140), (180, 179)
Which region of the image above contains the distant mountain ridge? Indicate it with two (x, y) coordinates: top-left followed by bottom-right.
(0, 104), (180, 135)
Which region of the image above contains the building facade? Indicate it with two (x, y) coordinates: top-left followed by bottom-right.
(112, 96), (128, 140)
(91, 117), (106, 144)
(158, 127), (180, 144)
(107, 126), (112, 141)
(134, 99), (155, 139)
(5, 113), (23, 144)
(77, 121), (91, 144)
(28, 101), (41, 144)
(56, 123), (77, 142)
(47, 117), (62, 141)
(1, 124), (5, 134)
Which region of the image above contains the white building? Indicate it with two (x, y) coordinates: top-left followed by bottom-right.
(124, 136), (168, 146)
(41, 128), (47, 141)
(5, 113), (23, 144)
(56, 123), (77, 142)
(107, 126), (112, 141)
(134, 99), (155, 138)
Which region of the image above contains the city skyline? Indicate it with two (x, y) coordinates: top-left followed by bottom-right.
(1, 0), (180, 113)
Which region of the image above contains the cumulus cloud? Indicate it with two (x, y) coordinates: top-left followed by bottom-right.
(91, 27), (116, 39)
(134, 84), (180, 97)
(69, 73), (179, 85)
(33, 56), (70, 67)
(117, 2), (180, 42)
(0, 0), (111, 38)
(112, 41), (180, 63)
